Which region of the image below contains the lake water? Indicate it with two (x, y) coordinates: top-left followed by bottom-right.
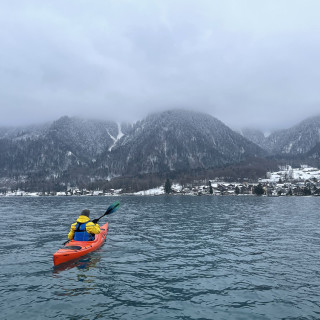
(0, 195), (319, 320)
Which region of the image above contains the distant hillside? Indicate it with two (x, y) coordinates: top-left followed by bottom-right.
(241, 115), (320, 158)
(240, 128), (267, 150)
(98, 110), (266, 177)
(264, 115), (320, 155)
(48, 116), (119, 158)
(0, 117), (122, 188)
(8, 110), (320, 191)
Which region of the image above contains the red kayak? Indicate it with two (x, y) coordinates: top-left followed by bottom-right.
(53, 222), (108, 266)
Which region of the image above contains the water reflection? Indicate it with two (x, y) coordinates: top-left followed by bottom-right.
(53, 254), (101, 275)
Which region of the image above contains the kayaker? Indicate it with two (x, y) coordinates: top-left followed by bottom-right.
(68, 209), (100, 241)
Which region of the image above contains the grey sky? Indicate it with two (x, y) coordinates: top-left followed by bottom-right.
(1, 0), (320, 132)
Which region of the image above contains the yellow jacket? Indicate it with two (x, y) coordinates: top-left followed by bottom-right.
(68, 215), (100, 240)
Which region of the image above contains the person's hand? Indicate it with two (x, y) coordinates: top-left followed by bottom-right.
(92, 219), (99, 224)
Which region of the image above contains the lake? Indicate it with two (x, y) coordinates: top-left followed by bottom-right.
(0, 195), (319, 319)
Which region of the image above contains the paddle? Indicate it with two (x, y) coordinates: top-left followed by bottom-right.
(92, 201), (120, 223)
(62, 201), (120, 245)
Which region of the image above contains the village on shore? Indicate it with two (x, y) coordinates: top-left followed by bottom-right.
(1, 165), (320, 197)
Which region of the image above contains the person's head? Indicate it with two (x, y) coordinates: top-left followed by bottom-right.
(81, 209), (90, 217)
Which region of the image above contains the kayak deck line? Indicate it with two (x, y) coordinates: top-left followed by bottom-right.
(53, 222), (108, 266)
(61, 246), (82, 250)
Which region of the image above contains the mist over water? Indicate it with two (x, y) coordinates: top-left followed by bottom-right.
(1, 196), (319, 319)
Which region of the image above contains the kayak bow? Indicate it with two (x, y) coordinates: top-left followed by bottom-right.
(53, 222), (108, 266)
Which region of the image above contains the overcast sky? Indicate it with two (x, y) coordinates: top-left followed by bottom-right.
(1, 0), (320, 132)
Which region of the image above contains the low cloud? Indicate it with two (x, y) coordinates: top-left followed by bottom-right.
(0, 0), (320, 132)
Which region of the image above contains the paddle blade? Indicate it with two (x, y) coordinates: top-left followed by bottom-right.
(106, 201), (120, 215)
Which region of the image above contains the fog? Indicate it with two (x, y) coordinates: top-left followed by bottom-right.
(1, 0), (320, 132)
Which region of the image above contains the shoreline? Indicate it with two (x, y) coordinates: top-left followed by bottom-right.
(1, 193), (319, 197)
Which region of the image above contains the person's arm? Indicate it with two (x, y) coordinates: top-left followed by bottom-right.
(86, 222), (100, 234)
(68, 223), (77, 240)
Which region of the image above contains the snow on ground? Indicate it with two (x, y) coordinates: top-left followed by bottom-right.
(134, 186), (164, 196)
(3, 165), (320, 197)
(133, 183), (182, 196)
(262, 165), (320, 182)
(108, 123), (124, 151)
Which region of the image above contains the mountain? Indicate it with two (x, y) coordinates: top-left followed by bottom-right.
(47, 116), (120, 159)
(8, 109), (315, 191)
(0, 117), (122, 188)
(307, 142), (320, 158)
(240, 128), (267, 150)
(98, 110), (266, 177)
(0, 110), (267, 189)
(0, 123), (50, 140)
(241, 115), (320, 157)
(263, 115), (320, 155)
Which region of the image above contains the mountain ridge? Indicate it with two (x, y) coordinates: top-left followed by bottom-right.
(241, 114), (320, 156)
(99, 110), (266, 177)
(0, 110), (319, 190)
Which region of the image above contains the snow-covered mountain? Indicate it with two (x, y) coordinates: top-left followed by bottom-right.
(264, 115), (320, 155)
(241, 115), (320, 156)
(0, 117), (123, 185)
(0, 110), (267, 187)
(2, 110), (320, 190)
(98, 110), (266, 176)
(306, 142), (320, 159)
(240, 128), (267, 150)
(0, 123), (50, 140)
(48, 116), (120, 158)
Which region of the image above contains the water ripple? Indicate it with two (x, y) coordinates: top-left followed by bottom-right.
(0, 196), (320, 319)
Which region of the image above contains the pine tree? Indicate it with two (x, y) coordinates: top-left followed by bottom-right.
(209, 181), (213, 194)
(164, 178), (172, 194)
(253, 183), (264, 196)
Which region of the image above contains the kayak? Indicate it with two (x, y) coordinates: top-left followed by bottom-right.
(53, 222), (108, 266)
